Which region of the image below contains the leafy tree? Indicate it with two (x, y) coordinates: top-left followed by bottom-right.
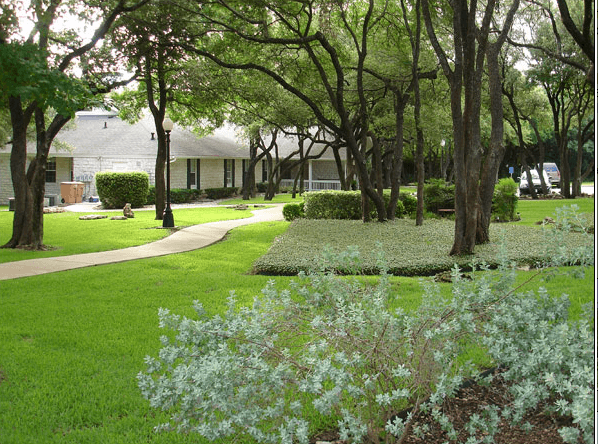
(111, 1), (200, 220)
(1, 0), (150, 249)
(175, 0), (412, 222)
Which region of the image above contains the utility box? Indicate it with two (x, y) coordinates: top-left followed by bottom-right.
(60, 182), (85, 204)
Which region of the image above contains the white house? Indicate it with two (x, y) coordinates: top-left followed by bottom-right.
(0, 110), (345, 205)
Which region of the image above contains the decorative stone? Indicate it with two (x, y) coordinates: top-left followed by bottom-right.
(232, 204), (249, 210)
(43, 207), (66, 214)
(110, 216), (128, 220)
(79, 215), (107, 220)
(123, 203), (134, 218)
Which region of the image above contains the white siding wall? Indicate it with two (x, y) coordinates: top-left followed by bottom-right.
(72, 156), (155, 197)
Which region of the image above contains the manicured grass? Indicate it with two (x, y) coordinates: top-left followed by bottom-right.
(513, 197), (594, 226)
(0, 197), (593, 444)
(0, 216), (593, 444)
(0, 206), (253, 263)
(0, 222), (291, 444)
(0, 222), (593, 444)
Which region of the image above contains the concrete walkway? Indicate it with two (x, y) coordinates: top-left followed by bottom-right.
(0, 204), (284, 281)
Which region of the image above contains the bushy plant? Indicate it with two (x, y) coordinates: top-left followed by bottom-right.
(282, 202), (304, 221)
(146, 187), (203, 205)
(423, 179), (455, 214)
(303, 190), (406, 220)
(95, 171), (149, 208)
(492, 177), (518, 221)
(204, 187), (238, 200)
(399, 192), (417, 216)
(139, 207), (593, 444)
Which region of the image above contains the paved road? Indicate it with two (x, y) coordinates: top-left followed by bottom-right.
(0, 204), (284, 281)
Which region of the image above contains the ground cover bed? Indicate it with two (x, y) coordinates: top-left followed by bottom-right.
(0, 198), (593, 444)
(252, 208), (593, 276)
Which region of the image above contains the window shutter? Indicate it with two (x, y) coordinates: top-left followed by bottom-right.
(187, 159), (191, 189)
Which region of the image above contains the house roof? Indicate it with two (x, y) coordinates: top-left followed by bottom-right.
(53, 112), (249, 159)
(2, 110), (344, 161)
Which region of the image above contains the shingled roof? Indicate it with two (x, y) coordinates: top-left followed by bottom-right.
(52, 111), (249, 159)
(3, 110), (342, 160)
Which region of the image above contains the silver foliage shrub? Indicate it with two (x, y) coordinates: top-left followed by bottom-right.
(139, 205), (594, 444)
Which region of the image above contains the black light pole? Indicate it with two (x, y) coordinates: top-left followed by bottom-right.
(162, 118), (175, 228)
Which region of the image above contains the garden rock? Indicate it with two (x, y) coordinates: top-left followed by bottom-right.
(123, 203), (134, 218)
(232, 204), (249, 210)
(111, 216), (128, 220)
(43, 207), (65, 214)
(79, 215), (108, 220)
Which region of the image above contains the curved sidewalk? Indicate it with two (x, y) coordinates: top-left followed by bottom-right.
(0, 205), (284, 281)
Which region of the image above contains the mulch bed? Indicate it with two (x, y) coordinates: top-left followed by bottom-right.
(311, 369), (575, 444)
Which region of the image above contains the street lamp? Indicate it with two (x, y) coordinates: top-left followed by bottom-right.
(162, 117), (174, 228)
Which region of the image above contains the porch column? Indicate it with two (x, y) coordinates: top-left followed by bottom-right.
(308, 160), (313, 191)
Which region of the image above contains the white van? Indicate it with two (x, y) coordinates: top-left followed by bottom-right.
(519, 169), (552, 194)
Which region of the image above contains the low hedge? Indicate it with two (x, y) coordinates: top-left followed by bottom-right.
(282, 202), (305, 221)
(146, 187), (203, 205)
(204, 187), (238, 200)
(96, 171), (149, 208)
(303, 190), (410, 220)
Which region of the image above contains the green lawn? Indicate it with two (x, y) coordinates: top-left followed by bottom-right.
(0, 197), (594, 444)
(0, 206), (253, 263)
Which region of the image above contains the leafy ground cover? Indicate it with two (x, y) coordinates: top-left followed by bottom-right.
(0, 206), (253, 263)
(253, 200), (593, 276)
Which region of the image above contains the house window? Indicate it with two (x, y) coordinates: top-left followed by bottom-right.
(262, 160), (268, 182)
(224, 159), (235, 187)
(46, 158), (56, 183)
(187, 159), (200, 189)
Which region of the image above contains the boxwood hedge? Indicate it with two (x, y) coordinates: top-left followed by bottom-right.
(95, 171), (149, 208)
(303, 190), (412, 220)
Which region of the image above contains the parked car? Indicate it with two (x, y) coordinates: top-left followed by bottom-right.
(542, 162), (561, 185)
(519, 169), (552, 194)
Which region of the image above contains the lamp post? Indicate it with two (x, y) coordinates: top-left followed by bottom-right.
(162, 118), (174, 228)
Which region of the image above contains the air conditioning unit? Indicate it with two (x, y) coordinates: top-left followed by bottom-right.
(45, 195), (60, 207)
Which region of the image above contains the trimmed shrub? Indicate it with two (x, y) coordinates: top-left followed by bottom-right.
(303, 191), (362, 220)
(399, 192), (417, 216)
(204, 187), (238, 200)
(423, 179), (455, 214)
(146, 187), (203, 205)
(95, 171), (149, 208)
(256, 182), (268, 193)
(282, 202), (304, 221)
(303, 190), (407, 220)
(492, 177), (519, 221)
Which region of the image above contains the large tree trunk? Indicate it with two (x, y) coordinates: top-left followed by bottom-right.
(477, 43), (507, 243)
(387, 99), (407, 221)
(4, 98), (70, 250)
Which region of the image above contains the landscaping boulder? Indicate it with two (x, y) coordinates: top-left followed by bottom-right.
(111, 216), (128, 220)
(79, 215), (108, 220)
